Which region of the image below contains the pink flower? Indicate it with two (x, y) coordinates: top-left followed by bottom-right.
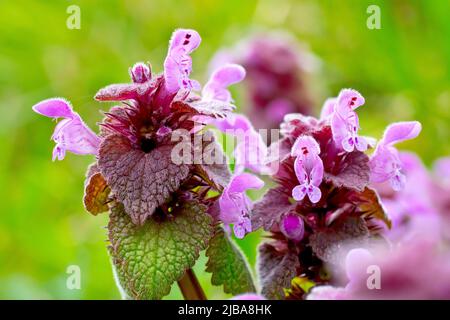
(219, 172), (264, 238)
(328, 89), (372, 152)
(370, 121), (422, 191)
(212, 114), (270, 175)
(291, 136), (323, 203)
(373, 152), (440, 242)
(164, 29), (201, 93)
(32, 98), (100, 161)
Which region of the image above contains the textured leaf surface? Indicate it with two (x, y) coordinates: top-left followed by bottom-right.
(108, 201), (213, 300)
(324, 151), (370, 191)
(309, 216), (369, 264)
(205, 228), (255, 295)
(190, 100), (235, 118)
(83, 172), (110, 215)
(197, 132), (231, 190)
(251, 188), (294, 231)
(98, 134), (190, 225)
(258, 243), (299, 300)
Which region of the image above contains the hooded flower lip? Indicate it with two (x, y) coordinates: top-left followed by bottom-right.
(291, 136), (323, 204)
(219, 172), (264, 239)
(32, 98), (100, 161)
(202, 64), (246, 103)
(164, 28), (201, 94)
(370, 121), (422, 191)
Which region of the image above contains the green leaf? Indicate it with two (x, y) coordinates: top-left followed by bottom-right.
(108, 200), (213, 300)
(205, 227), (255, 295)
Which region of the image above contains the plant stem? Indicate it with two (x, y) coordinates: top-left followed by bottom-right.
(177, 269), (207, 300)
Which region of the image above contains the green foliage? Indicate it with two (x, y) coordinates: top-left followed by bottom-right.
(206, 227), (255, 295)
(108, 201), (213, 300)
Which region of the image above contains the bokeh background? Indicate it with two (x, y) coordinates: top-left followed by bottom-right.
(0, 0), (449, 299)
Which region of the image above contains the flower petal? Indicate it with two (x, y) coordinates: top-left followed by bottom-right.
(292, 184), (306, 201)
(390, 172), (406, 191)
(291, 135), (321, 158)
(381, 121), (422, 146)
(228, 173), (264, 193)
(320, 98), (336, 120)
(202, 64), (246, 103)
(307, 185), (322, 203)
(213, 114), (253, 133)
(164, 29), (201, 93)
(310, 160), (324, 186)
(355, 135), (368, 152)
(52, 116), (100, 158)
(335, 88), (365, 117)
(32, 98), (74, 119)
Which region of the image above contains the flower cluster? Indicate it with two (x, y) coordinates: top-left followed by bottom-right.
(251, 88), (421, 299)
(32, 29), (263, 233)
(32, 29), (267, 300)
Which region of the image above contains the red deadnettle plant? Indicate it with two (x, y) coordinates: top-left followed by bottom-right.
(251, 89), (421, 299)
(32, 29), (261, 300)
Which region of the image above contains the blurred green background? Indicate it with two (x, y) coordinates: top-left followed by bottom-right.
(0, 0), (449, 299)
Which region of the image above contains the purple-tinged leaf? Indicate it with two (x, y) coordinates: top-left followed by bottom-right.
(324, 151), (370, 191)
(258, 243), (299, 300)
(98, 134), (190, 225)
(252, 187), (295, 231)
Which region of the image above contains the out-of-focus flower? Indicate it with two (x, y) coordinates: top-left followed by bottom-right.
(370, 121), (422, 191)
(219, 172), (264, 239)
(308, 239), (450, 300)
(210, 33), (314, 130)
(372, 152), (441, 242)
(32, 98), (100, 161)
(211, 113), (271, 175)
